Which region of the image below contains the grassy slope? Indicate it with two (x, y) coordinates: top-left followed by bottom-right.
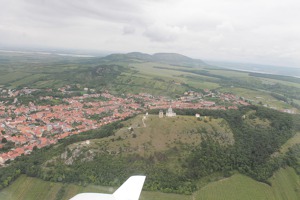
(56, 115), (234, 175)
(0, 167), (298, 200)
(115, 62), (221, 95)
(67, 115), (234, 158)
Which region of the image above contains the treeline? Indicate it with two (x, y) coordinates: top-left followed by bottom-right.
(249, 72), (300, 84)
(41, 152), (196, 194)
(285, 144), (300, 174)
(50, 64), (126, 91)
(270, 93), (289, 103)
(270, 93), (300, 110)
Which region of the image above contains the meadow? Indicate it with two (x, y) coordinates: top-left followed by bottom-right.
(195, 167), (300, 200)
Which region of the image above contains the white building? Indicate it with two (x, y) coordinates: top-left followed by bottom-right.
(0, 157), (4, 165)
(166, 106), (176, 117)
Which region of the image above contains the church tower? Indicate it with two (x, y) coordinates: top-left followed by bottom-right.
(159, 110), (164, 118)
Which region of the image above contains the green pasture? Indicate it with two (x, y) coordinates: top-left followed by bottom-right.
(195, 167), (300, 200)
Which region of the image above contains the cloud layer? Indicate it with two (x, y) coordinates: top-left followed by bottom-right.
(1, 0), (300, 67)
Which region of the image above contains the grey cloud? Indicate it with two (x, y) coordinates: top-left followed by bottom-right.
(0, 0), (300, 67)
(143, 23), (181, 42)
(123, 26), (135, 35)
(6, 0), (147, 27)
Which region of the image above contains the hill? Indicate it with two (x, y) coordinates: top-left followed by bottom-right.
(66, 114), (234, 156)
(100, 52), (208, 67)
(48, 115), (233, 176)
(0, 106), (295, 194)
(37, 113), (235, 194)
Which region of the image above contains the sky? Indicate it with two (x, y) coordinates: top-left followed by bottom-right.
(1, 0), (300, 68)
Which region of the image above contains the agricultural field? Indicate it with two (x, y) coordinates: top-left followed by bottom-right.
(0, 52), (99, 89)
(185, 78), (220, 90)
(277, 132), (300, 154)
(113, 73), (188, 96)
(206, 69), (250, 78)
(219, 87), (294, 110)
(126, 60), (300, 112)
(195, 167), (300, 200)
(0, 72), (32, 85)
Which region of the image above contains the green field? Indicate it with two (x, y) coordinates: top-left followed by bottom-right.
(195, 167), (300, 200)
(0, 72), (32, 85)
(0, 167), (298, 200)
(207, 69), (250, 78)
(219, 87), (294, 110)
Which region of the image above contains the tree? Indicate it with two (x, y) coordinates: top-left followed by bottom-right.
(1, 138), (7, 143)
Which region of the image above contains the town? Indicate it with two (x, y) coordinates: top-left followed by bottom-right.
(0, 85), (250, 165)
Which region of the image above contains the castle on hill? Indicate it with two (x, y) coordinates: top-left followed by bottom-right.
(159, 106), (176, 118)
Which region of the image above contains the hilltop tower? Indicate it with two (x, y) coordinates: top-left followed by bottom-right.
(159, 110), (164, 118)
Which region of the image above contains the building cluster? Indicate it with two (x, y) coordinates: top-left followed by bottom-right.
(0, 87), (250, 165)
(159, 106), (176, 118)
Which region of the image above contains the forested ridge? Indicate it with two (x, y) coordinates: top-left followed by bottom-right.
(0, 106), (299, 194)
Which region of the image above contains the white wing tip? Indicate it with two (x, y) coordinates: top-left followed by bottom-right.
(70, 175), (146, 200)
(113, 175), (146, 200)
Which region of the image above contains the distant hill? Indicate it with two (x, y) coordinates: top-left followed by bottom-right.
(100, 52), (208, 67)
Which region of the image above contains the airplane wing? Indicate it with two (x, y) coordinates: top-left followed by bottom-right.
(69, 193), (115, 200)
(69, 176), (146, 200)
